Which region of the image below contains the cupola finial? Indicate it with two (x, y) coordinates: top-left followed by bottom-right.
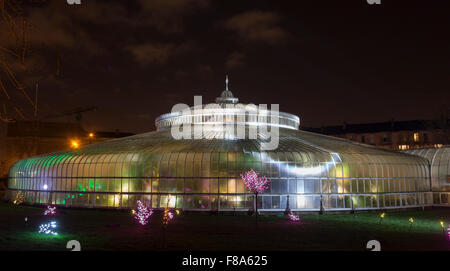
(225, 75), (229, 91)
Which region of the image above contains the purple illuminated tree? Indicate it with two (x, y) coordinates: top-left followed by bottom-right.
(241, 169), (270, 225)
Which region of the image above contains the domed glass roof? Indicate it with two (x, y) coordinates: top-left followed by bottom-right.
(215, 75), (238, 104)
(7, 78), (433, 211)
(156, 76), (299, 131)
(215, 90), (238, 104)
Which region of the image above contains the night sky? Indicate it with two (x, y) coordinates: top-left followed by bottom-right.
(0, 0), (449, 135)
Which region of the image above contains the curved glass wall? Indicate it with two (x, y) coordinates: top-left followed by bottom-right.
(8, 127), (432, 211)
(404, 147), (449, 206)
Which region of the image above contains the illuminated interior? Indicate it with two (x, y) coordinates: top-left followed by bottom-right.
(7, 82), (434, 211)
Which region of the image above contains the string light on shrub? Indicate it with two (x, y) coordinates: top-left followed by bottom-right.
(439, 221), (446, 238)
(160, 196), (175, 249)
(13, 191), (25, 205)
(408, 217), (414, 233)
(43, 205), (56, 215)
(133, 200), (153, 225)
(288, 211), (300, 222)
(38, 221), (58, 235)
(162, 196), (174, 225)
(378, 212), (386, 224)
(162, 207), (170, 225)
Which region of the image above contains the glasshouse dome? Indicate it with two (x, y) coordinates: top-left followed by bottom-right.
(8, 80), (433, 211)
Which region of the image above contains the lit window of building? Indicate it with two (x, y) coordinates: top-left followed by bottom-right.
(398, 144), (409, 150)
(303, 119), (448, 150)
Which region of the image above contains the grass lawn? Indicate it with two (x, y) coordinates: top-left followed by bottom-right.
(0, 201), (449, 251)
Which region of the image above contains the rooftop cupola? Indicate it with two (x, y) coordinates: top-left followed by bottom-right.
(215, 75), (239, 104)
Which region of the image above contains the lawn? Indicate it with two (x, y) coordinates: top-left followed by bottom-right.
(0, 201), (448, 251)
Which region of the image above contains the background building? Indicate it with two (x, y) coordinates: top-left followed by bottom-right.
(303, 119), (449, 151)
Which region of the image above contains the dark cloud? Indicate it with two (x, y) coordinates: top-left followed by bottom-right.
(138, 0), (210, 33)
(25, 2), (103, 52)
(225, 52), (246, 69)
(1, 1), (448, 134)
(224, 10), (291, 45)
(193, 64), (213, 79)
(174, 64), (213, 81)
(126, 43), (174, 65)
(1, 1), (204, 52)
(126, 41), (196, 66)
(139, 0), (209, 14)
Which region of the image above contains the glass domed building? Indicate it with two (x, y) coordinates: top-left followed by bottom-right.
(8, 79), (433, 211)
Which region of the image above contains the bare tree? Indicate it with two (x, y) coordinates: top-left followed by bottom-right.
(0, 0), (36, 122)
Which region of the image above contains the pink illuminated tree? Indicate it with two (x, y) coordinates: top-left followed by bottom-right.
(241, 169), (270, 225)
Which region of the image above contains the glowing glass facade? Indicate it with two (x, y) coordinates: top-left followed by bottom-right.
(404, 147), (449, 206)
(7, 87), (434, 211)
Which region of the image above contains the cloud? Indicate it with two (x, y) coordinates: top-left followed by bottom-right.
(126, 41), (196, 66)
(138, 0), (210, 33)
(224, 10), (291, 45)
(0, 1), (134, 57)
(126, 43), (174, 66)
(1, 1), (205, 65)
(174, 64), (213, 81)
(26, 2), (104, 53)
(193, 64), (213, 79)
(139, 0), (209, 14)
(225, 52), (246, 69)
